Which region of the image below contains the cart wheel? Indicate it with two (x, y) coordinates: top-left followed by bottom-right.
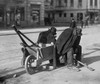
(25, 55), (37, 75)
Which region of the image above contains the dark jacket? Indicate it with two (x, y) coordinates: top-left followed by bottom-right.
(37, 30), (56, 44)
(56, 28), (82, 55)
(70, 20), (77, 28)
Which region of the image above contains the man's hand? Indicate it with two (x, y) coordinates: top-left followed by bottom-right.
(51, 42), (54, 45)
(73, 54), (76, 59)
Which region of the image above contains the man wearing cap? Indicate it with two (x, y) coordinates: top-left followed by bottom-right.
(37, 27), (57, 64)
(70, 18), (77, 29)
(37, 27), (56, 44)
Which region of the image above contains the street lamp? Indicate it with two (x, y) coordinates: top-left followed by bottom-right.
(86, 0), (88, 16)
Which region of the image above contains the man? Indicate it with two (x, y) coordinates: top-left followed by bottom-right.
(80, 20), (84, 28)
(37, 26), (57, 64)
(55, 26), (82, 71)
(70, 18), (77, 29)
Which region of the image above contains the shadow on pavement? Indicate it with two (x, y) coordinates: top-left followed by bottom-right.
(0, 63), (66, 83)
(82, 43), (100, 65)
(83, 43), (100, 57)
(82, 50), (96, 57)
(0, 67), (23, 75)
(0, 67), (26, 83)
(83, 55), (100, 65)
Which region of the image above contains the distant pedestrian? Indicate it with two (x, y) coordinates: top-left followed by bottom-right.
(84, 16), (89, 28)
(80, 20), (84, 28)
(94, 16), (98, 24)
(84, 19), (88, 28)
(70, 18), (77, 29)
(15, 13), (21, 26)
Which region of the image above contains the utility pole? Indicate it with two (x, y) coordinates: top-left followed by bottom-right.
(4, 0), (7, 28)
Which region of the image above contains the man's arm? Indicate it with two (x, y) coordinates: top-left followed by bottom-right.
(37, 32), (47, 44)
(37, 32), (42, 44)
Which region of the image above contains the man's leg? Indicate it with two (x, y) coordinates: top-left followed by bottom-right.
(75, 45), (82, 66)
(67, 48), (74, 67)
(49, 47), (60, 66)
(67, 48), (80, 71)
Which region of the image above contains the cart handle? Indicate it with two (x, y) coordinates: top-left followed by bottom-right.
(12, 25), (39, 48)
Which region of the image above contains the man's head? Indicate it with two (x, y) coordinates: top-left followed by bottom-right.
(72, 18), (75, 22)
(50, 26), (57, 35)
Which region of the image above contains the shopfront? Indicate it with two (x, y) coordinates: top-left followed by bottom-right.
(29, 4), (40, 26)
(27, 0), (44, 26)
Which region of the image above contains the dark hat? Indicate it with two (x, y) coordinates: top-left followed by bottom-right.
(51, 26), (56, 31)
(72, 18), (74, 21)
(50, 26), (57, 35)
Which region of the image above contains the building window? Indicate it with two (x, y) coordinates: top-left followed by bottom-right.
(90, 0), (93, 7)
(64, 0), (67, 6)
(70, 13), (74, 17)
(59, 13), (62, 17)
(45, 0), (49, 2)
(58, 0), (62, 6)
(78, 0), (82, 8)
(50, 0), (53, 6)
(95, 0), (97, 7)
(70, 0), (74, 7)
(13, 0), (24, 4)
(64, 13), (66, 17)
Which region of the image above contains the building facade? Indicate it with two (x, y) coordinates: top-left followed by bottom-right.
(0, 0), (100, 28)
(0, 0), (44, 28)
(44, 0), (100, 26)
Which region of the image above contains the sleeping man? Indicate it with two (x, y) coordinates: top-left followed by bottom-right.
(55, 26), (82, 70)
